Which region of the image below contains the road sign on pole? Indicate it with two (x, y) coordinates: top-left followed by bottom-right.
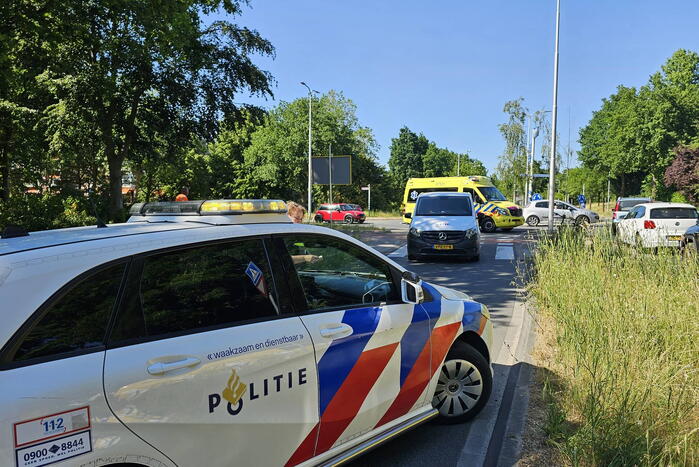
(361, 185), (371, 211)
(312, 155), (351, 185)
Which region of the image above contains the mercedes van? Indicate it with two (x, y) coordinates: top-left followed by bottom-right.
(406, 192), (480, 261)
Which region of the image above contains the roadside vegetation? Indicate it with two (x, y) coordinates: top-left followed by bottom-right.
(531, 228), (699, 465)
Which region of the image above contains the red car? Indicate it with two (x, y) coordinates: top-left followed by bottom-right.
(314, 203), (366, 224)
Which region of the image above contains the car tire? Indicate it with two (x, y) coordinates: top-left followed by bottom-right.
(314, 214), (323, 223)
(433, 342), (492, 424)
(526, 215), (540, 227)
(480, 217), (497, 233)
(576, 215), (590, 226)
(681, 239), (697, 258)
(344, 215), (354, 224)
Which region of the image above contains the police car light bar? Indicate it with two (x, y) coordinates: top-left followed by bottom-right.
(130, 199), (288, 216)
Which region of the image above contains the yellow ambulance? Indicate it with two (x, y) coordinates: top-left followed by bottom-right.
(401, 176), (524, 232)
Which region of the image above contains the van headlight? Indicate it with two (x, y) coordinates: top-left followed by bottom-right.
(409, 227), (422, 237)
(495, 207), (509, 216)
(464, 227), (478, 238)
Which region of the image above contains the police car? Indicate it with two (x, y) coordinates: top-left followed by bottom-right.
(0, 199), (493, 467)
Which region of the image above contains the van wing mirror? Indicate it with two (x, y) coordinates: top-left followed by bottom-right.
(405, 212), (412, 219)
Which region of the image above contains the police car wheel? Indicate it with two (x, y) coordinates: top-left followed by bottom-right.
(433, 342), (491, 423)
(344, 215), (355, 224)
(480, 217), (496, 233)
(526, 215), (540, 227)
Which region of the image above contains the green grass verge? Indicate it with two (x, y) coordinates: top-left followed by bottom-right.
(531, 227), (699, 465)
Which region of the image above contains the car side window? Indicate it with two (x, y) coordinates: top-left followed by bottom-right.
(283, 235), (399, 311)
(536, 201), (548, 208)
(636, 206), (646, 218)
(111, 239), (278, 342)
(626, 207), (637, 219)
(10, 263), (127, 363)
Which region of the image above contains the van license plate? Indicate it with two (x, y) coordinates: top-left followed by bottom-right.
(434, 244), (453, 250)
(667, 236), (681, 241)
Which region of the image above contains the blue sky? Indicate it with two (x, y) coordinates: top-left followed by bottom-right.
(228, 1), (699, 172)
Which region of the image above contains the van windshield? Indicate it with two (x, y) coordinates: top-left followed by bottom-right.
(415, 196), (473, 216)
(477, 186), (507, 201)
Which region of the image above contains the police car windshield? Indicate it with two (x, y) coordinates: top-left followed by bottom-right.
(415, 196), (473, 216)
(477, 186), (507, 201)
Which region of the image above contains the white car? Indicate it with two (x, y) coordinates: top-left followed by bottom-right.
(406, 192), (480, 262)
(0, 199), (493, 467)
(523, 200), (600, 226)
(616, 202), (699, 248)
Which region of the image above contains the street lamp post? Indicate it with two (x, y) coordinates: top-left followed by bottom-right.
(547, 0), (561, 233)
(300, 82), (315, 220)
(527, 127), (539, 201)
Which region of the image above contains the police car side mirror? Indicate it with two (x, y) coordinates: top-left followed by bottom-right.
(401, 271), (424, 304)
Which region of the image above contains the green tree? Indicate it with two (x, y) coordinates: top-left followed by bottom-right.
(579, 49), (699, 198)
(30, 0), (274, 219)
(387, 127), (429, 187)
(241, 91), (392, 209)
(495, 99), (527, 200)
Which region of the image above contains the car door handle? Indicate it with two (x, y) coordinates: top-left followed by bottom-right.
(320, 324), (353, 339)
(147, 357), (201, 376)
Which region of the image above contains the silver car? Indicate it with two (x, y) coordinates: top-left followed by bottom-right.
(523, 200), (600, 226)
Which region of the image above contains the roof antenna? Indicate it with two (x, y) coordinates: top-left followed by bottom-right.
(87, 189), (108, 228)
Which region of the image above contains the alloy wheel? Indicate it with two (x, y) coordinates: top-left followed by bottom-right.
(433, 359), (483, 418)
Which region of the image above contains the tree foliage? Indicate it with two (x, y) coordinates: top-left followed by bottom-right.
(579, 49), (699, 198)
(495, 99), (527, 200)
(387, 126), (486, 198)
(664, 146), (699, 202)
(1, 0), (275, 223)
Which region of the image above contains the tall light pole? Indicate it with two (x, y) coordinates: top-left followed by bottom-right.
(527, 127), (539, 201)
(300, 82), (315, 220)
(547, 0), (561, 233)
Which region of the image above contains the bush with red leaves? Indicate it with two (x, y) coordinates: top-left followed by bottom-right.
(664, 146), (699, 202)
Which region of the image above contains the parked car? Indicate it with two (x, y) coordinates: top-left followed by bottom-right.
(314, 203), (366, 224)
(0, 199), (493, 467)
(612, 197), (652, 223)
(406, 192), (480, 262)
(680, 221), (699, 257)
(616, 202), (699, 248)
(523, 200), (600, 227)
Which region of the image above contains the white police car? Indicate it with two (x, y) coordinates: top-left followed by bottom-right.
(0, 199), (493, 467)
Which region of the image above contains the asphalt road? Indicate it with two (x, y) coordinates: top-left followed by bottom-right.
(347, 219), (538, 467)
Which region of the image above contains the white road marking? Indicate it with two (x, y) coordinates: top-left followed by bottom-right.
(495, 244), (514, 260)
(388, 244), (407, 257)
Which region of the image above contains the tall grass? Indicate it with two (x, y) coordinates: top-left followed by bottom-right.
(531, 227), (699, 465)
